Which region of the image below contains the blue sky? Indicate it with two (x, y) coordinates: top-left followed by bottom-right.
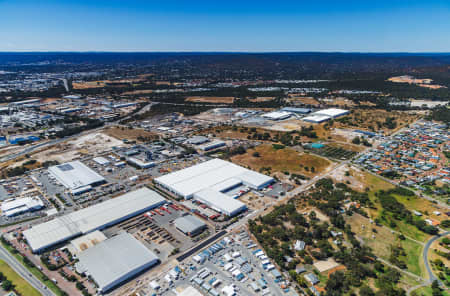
(0, 0), (449, 52)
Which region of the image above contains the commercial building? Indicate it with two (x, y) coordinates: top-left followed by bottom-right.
(155, 159), (273, 216)
(127, 157), (155, 169)
(302, 115), (331, 123)
(197, 140), (226, 152)
(194, 188), (247, 216)
(280, 107), (312, 114)
(23, 187), (166, 253)
(312, 108), (349, 119)
(93, 157), (110, 166)
(48, 161), (105, 193)
(173, 215), (207, 236)
(262, 111), (291, 120)
(185, 136), (209, 145)
(155, 159), (273, 198)
(1, 197), (44, 217)
(76, 232), (159, 292)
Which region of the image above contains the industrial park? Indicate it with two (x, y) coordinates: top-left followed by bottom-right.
(0, 48), (449, 296)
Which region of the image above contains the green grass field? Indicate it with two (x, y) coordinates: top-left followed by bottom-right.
(413, 285), (450, 296)
(0, 259), (41, 296)
(0, 240), (66, 296)
(401, 239), (426, 277)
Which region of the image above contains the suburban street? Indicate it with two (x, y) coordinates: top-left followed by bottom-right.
(423, 231), (450, 285)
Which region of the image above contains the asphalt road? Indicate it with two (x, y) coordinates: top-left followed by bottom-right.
(423, 231), (450, 286)
(0, 243), (55, 296)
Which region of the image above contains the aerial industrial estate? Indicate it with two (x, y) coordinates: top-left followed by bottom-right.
(0, 52), (449, 296)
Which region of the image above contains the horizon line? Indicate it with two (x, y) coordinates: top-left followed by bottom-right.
(1, 50), (450, 54)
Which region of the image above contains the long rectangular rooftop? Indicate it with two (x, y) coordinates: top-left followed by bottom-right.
(23, 187), (166, 252)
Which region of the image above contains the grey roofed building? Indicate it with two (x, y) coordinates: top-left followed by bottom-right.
(304, 273), (319, 285)
(281, 107), (312, 114)
(174, 215), (207, 236)
(76, 232), (159, 292)
(23, 187), (166, 252)
(185, 135), (209, 145)
(48, 160), (105, 190)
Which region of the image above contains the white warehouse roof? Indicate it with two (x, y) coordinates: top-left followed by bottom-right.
(303, 115), (332, 123)
(312, 108), (349, 118)
(48, 160), (105, 190)
(1, 197), (44, 217)
(77, 232), (159, 292)
(262, 111), (291, 120)
(194, 188), (247, 217)
(23, 187), (166, 252)
(155, 158), (273, 198)
(93, 157), (110, 166)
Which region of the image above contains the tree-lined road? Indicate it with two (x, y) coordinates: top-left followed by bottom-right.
(0, 243), (55, 296)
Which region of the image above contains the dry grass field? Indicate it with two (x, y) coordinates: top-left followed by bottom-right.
(72, 81), (106, 89)
(248, 96), (275, 102)
(333, 109), (420, 134)
(345, 213), (426, 277)
(185, 96), (235, 104)
(286, 96), (320, 106)
(104, 126), (158, 141)
(231, 144), (332, 177)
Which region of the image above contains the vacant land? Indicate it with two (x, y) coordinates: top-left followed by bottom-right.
(121, 89), (154, 95)
(327, 141), (366, 152)
(196, 125), (278, 141)
(72, 81), (106, 89)
(388, 76), (446, 89)
(248, 96), (275, 102)
(104, 126), (158, 142)
(0, 260), (41, 296)
(346, 213), (426, 277)
(286, 96), (320, 106)
(231, 144), (332, 177)
(185, 96), (235, 104)
(333, 109), (420, 134)
(329, 165), (379, 192)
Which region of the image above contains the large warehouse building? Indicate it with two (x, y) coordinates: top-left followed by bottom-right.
(155, 158), (274, 216)
(312, 108), (349, 118)
(48, 160), (106, 193)
(23, 187), (166, 253)
(302, 108), (349, 123)
(76, 232), (159, 292)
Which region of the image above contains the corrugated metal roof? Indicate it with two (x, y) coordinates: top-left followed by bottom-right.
(174, 215), (206, 234)
(155, 158), (273, 198)
(77, 232), (159, 292)
(194, 188), (246, 216)
(23, 187), (166, 252)
(48, 160), (105, 190)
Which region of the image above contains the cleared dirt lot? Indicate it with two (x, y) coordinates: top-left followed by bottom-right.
(185, 96), (235, 104)
(32, 132), (124, 163)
